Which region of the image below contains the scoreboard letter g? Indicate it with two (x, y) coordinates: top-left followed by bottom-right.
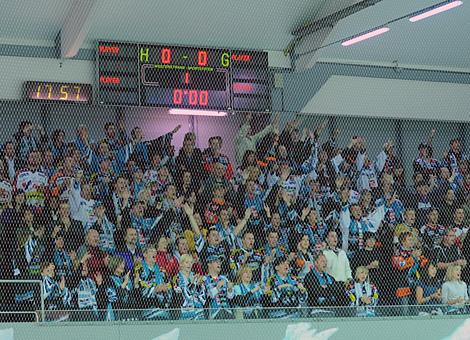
(221, 52), (230, 68)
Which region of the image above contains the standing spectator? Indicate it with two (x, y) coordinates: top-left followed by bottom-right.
(175, 132), (204, 187)
(115, 227), (142, 273)
(134, 244), (173, 320)
(41, 262), (71, 315)
(203, 136), (233, 180)
(77, 229), (108, 281)
(203, 254), (234, 319)
(50, 129), (66, 166)
(3, 141), (18, 182)
(230, 231), (263, 281)
(266, 256), (307, 318)
(391, 232), (428, 315)
(235, 112), (279, 166)
(232, 266), (263, 319)
(420, 208), (446, 253)
(173, 254), (206, 320)
(322, 229), (352, 283)
(105, 256), (134, 321)
(14, 121), (47, 162)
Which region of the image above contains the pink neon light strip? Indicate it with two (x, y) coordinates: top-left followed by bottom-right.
(168, 109), (228, 117)
(342, 27), (390, 46)
(409, 1), (463, 22)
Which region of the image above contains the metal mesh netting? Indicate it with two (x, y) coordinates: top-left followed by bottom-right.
(0, 0), (470, 330)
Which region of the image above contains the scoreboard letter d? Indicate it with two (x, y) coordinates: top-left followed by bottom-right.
(140, 48), (149, 62)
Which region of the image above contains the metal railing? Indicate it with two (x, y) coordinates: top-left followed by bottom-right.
(0, 279), (44, 322)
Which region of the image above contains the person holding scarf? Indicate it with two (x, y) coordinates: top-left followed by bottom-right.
(304, 252), (345, 314)
(105, 256), (134, 321)
(134, 244), (172, 320)
(346, 266), (379, 317)
(173, 254), (206, 320)
(266, 256), (307, 318)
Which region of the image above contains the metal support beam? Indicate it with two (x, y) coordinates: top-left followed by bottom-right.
(60, 0), (96, 58)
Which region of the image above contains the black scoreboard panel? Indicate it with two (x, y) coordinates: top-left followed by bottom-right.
(97, 41), (271, 112)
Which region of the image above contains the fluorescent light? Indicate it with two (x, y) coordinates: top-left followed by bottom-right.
(409, 1), (463, 22)
(168, 109), (228, 117)
(342, 27), (390, 46)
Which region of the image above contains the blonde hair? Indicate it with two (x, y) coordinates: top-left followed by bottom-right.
(355, 266), (369, 281)
(445, 264), (462, 282)
(236, 266), (253, 284)
(179, 254), (194, 268)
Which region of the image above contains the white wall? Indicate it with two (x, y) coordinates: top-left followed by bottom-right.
(0, 56), (94, 101)
(302, 75), (470, 123)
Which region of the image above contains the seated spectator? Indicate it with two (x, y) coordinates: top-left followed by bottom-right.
(304, 252), (345, 313)
(415, 262), (442, 315)
(173, 254), (206, 320)
(266, 256), (307, 318)
(433, 228), (467, 281)
(232, 266), (264, 319)
(442, 264), (469, 314)
(351, 232), (381, 285)
(346, 266), (379, 317)
(134, 244), (172, 320)
(203, 254), (234, 319)
(323, 229), (352, 283)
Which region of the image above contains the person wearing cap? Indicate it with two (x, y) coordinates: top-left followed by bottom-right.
(203, 254), (234, 319)
(265, 255), (306, 318)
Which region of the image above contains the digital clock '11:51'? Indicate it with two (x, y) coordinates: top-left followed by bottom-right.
(23, 81), (92, 103)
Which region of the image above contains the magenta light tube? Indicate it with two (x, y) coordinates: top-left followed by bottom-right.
(168, 109), (228, 117)
(409, 1), (463, 22)
(342, 27), (390, 46)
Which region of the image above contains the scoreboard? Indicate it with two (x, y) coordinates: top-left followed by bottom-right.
(97, 41), (271, 111)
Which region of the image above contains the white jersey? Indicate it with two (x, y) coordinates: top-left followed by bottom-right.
(15, 170), (48, 208)
(69, 179), (96, 231)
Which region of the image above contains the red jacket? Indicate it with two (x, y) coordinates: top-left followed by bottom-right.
(155, 251), (179, 279)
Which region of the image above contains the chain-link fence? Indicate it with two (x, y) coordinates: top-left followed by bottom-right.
(1, 1), (470, 335)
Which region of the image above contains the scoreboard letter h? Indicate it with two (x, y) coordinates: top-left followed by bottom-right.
(140, 48), (149, 62)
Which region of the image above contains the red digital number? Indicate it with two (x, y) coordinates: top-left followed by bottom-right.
(173, 89), (183, 104)
(162, 48), (171, 64)
(199, 91), (208, 106)
(198, 50), (207, 66)
(189, 90), (199, 105)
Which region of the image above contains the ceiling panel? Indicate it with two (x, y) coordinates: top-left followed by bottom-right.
(314, 0), (470, 69)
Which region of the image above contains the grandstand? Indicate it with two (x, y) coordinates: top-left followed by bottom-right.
(1, 1), (470, 339)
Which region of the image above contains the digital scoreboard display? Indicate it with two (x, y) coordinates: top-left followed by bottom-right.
(24, 81), (92, 104)
(97, 41), (271, 111)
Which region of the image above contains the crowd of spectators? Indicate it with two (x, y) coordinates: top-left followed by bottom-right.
(1, 112), (470, 321)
